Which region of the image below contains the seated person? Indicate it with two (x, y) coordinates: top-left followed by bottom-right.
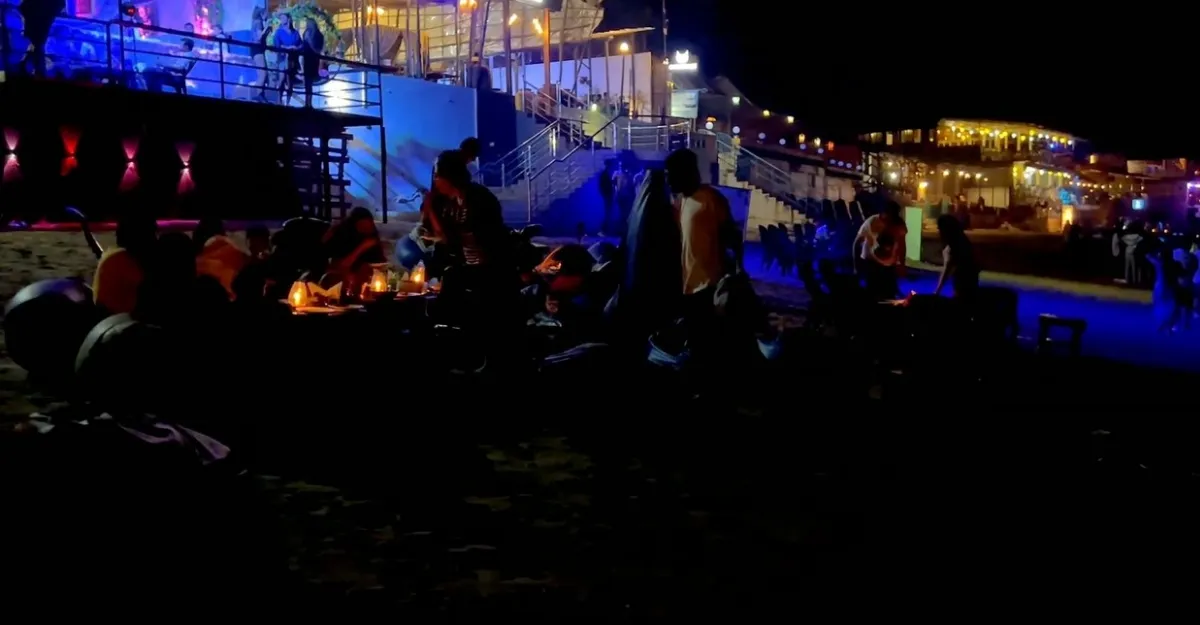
(322, 206), (385, 288)
(144, 39), (198, 93)
(194, 217), (249, 299)
(93, 213), (158, 315)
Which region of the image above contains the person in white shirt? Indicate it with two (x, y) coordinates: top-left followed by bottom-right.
(852, 201), (907, 301)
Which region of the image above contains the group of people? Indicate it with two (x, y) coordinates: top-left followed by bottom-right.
(248, 10), (325, 107)
(850, 202), (979, 303)
(91, 206), (385, 326)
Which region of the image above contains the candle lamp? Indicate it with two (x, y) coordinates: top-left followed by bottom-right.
(397, 262), (427, 294)
(287, 281), (309, 307)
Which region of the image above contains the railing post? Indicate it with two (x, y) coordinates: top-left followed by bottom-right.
(379, 124), (389, 223)
(218, 41), (226, 99)
(500, 163), (506, 188)
(526, 175), (533, 223)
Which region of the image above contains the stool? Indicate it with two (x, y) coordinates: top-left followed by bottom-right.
(1037, 313), (1086, 357)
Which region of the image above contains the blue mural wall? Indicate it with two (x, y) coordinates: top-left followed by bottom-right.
(344, 75), (478, 216)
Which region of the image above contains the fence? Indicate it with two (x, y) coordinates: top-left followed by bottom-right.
(0, 6), (384, 119)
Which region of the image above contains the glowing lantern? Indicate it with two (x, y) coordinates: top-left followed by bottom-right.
(287, 282), (308, 307)
(369, 268), (388, 293)
(410, 262), (425, 286)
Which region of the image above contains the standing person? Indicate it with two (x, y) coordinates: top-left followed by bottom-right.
(428, 150), (522, 367)
(1121, 221), (1145, 286)
(18, 0), (66, 77)
(300, 17), (324, 108)
(853, 201), (908, 301)
(249, 12), (270, 102)
(665, 148), (742, 317)
(272, 13), (302, 104)
(597, 160), (615, 236)
(614, 164), (636, 233)
(615, 169), (681, 344)
(463, 54), (491, 91)
(933, 214), (979, 302)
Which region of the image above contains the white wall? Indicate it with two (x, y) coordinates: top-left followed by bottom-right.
(344, 75), (478, 215)
(491, 52), (656, 116)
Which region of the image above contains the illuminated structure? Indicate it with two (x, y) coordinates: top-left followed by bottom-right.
(857, 119), (1089, 221)
(315, 0), (607, 84)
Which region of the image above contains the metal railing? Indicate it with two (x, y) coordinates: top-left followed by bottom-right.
(0, 6), (385, 119)
(716, 133), (808, 216)
(522, 115), (692, 221)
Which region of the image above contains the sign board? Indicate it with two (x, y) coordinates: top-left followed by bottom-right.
(670, 89), (700, 119)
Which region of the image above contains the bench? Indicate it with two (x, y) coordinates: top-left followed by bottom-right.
(1037, 313), (1086, 357)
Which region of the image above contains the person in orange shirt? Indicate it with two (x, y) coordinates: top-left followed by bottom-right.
(194, 217), (250, 299)
(93, 213), (157, 315)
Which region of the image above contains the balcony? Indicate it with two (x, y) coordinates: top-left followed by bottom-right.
(1, 7), (385, 121)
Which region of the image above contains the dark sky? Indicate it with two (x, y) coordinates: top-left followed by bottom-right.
(634, 0), (1197, 158)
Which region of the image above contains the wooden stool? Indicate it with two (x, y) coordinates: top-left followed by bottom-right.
(1037, 313), (1086, 357)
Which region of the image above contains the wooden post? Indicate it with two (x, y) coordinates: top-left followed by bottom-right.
(542, 7), (551, 93)
(502, 0), (512, 94)
(556, 1), (567, 91)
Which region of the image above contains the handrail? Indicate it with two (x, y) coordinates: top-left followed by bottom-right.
(529, 115), (685, 182)
(2, 7), (389, 117)
(482, 121), (558, 168)
(716, 133), (794, 182)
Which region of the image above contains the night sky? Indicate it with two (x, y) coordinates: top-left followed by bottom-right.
(627, 0), (1196, 158)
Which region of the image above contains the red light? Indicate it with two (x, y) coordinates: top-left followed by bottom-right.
(176, 141), (194, 165)
(60, 127), (80, 156)
(3, 128), (17, 151)
(122, 137), (139, 161)
(61, 156), (77, 176)
(3, 156), (20, 183)
(177, 168), (194, 195)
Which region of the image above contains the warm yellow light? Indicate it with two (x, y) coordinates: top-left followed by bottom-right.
(918, 181), (929, 189)
(797, 133), (806, 143)
(287, 282), (307, 308)
(786, 115), (794, 124)
(885, 161), (893, 167)
(942, 169), (950, 176)
(827, 141), (834, 151)
(374, 6), (385, 15)
(458, 0), (477, 8)
(1011, 132), (1017, 138)
(975, 173), (982, 179)
(888, 172), (898, 181)
(508, 13), (518, 25)
(762, 110), (771, 117)
(531, 18), (543, 34)
(618, 41), (630, 53)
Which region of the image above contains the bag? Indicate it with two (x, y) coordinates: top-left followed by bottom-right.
(712, 272), (766, 332)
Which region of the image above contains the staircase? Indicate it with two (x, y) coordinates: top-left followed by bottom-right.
(715, 134), (812, 214)
(292, 132), (352, 219)
(480, 113), (692, 229)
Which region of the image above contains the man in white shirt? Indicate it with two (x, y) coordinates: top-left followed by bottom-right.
(665, 148), (743, 297)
